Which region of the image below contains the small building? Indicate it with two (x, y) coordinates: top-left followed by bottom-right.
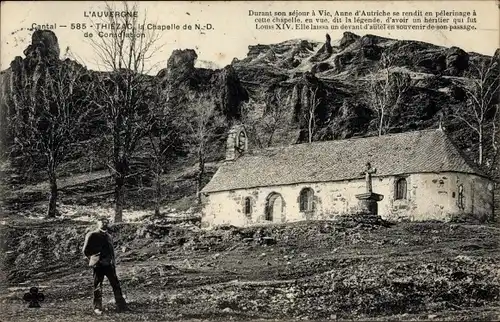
(200, 126), (494, 228)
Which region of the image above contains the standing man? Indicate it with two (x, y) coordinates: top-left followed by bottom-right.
(82, 216), (128, 314)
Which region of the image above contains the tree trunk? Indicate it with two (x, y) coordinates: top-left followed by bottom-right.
(114, 157), (127, 222)
(253, 125), (264, 149)
(114, 173), (124, 222)
(47, 171), (58, 218)
(491, 120), (499, 171)
(478, 126), (483, 165)
(154, 163), (162, 217)
(267, 128), (275, 147)
(113, 119), (125, 222)
(308, 113), (313, 143)
(378, 110), (384, 136)
(196, 150), (205, 205)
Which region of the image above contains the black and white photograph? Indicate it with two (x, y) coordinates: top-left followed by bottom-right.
(0, 1), (499, 321)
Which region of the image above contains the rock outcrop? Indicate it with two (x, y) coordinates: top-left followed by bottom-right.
(164, 49), (198, 84)
(23, 30), (60, 63)
(210, 65), (249, 119)
(339, 31), (360, 49)
(310, 33), (334, 62)
(445, 47), (469, 76)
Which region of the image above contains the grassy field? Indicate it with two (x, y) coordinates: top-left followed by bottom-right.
(1, 218), (499, 322)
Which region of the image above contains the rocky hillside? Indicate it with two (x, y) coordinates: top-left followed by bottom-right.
(0, 30), (498, 213)
(234, 32), (498, 144)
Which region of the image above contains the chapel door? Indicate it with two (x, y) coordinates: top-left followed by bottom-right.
(272, 195), (283, 223)
(267, 193), (285, 223)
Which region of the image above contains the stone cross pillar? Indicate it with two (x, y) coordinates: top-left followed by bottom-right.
(355, 161), (384, 218)
(361, 162), (377, 193)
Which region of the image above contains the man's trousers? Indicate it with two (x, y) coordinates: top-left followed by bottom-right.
(92, 265), (127, 310)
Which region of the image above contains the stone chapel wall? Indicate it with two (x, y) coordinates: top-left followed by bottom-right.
(201, 172), (493, 228)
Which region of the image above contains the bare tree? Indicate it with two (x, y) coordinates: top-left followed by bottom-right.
(452, 57), (500, 166)
(263, 89), (292, 146)
(86, 1), (164, 222)
(491, 105), (499, 171)
(240, 99), (264, 149)
(366, 53), (410, 136)
(145, 80), (180, 217)
(184, 93), (227, 204)
(241, 89), (291, 148)
(9, 60), (92, 217)
(303, 87), (322, 143)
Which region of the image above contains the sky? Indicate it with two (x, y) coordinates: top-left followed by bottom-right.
(1, 1), (499, 74)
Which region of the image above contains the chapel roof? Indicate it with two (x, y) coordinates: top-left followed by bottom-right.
(201, 129), (486, 193)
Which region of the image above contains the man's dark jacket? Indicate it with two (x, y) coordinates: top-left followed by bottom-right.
(82, 229), (115, 267)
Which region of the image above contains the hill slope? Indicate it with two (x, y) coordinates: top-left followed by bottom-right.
(1, 220), (499, 321)
(0, 30), (498, 216)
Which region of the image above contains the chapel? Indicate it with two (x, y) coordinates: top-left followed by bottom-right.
(200, 126), (494, 227)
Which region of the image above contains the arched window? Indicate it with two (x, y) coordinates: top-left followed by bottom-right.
(395, 178), (407, 200)
(458, 184), (465, 210)
(244, 197), (252, 216)
(299, 188), (314, 212)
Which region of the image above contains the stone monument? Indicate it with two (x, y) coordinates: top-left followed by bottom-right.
(355, 162), (384, 217)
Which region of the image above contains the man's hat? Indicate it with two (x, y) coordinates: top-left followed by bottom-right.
(94, 215), (110, 222)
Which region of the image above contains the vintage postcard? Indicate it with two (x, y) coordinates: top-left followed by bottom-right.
(0, 0), (499, 321)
